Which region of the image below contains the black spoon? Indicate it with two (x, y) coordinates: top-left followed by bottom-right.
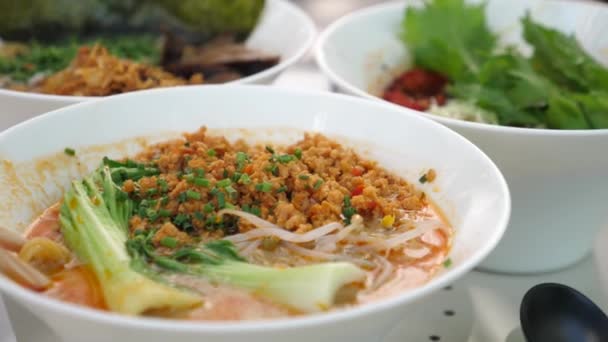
(520, 283), (608, 342)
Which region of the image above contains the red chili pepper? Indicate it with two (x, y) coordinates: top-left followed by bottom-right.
(383, 90), (428, 111)
(367, 201), (377, 210)
(243, 164), (254, 175)
(351, 184), (364, 197)
(351, 166), (364, 176)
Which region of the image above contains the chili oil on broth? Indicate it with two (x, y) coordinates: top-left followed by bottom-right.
(8, 127), (452, 320)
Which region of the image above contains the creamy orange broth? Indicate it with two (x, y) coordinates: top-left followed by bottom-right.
(16, 129), (452, 320)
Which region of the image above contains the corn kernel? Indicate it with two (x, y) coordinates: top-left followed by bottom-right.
(381, 214), (395, 228)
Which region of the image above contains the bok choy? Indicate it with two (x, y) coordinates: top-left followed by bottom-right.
(59, 166), (201, 315)
(127, 229), (366, 313)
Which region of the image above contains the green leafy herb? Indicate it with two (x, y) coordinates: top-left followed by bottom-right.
(294, 148), (302, 160)
(522, 14), (608, 92)
(400, 1), (608, 129)
(402, 0), (496, 81)
(207, 149), (216, 157)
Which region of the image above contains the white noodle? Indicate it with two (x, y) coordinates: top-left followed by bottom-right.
(224, 221), (342, 244)
(282, 242), (374, 268)
(315, 215), (363, 252)
(217, 209), (281, 230)
(404, 246), (431, 259)
(372, 255), (394, 289)
(240, 240), (262, 257)
(346, 220), (441, 251)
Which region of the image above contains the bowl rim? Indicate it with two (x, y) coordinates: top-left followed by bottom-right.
(0, 0), (317, 103)
(0, 84), (511, 332)
(314, 0), (608, 137)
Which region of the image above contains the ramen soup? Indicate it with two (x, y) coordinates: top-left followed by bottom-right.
(10, 127), (452, 320)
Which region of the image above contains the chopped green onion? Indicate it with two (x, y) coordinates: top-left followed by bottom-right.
(298, 174), (310, 180)
(160, 237), (178, 249)
(223, 170), (229, 178)
(157, 179), (169, 192)
(186, 190), (201, 200)
(173, 213), (193, 231)
(146, 208), (159, 221)
(224, 203), (236, 209)
(64, 147), (76, 156)
(294, 148), (302, 159)
(251, 206), (262, 217)
(216, 191), (226, 208)
(194, 178), (210, 187)
(238, 174), (251, 185)
(203, 203), (215, 213)
(443, 258), (452, 268)
(236, 152), (249, 171)
(270, 164), (279, 176)
(159, 209), (172, 217)
(159, 196), (169, 206)
(178, 192), (187, 203)
(160, 196), (169, 206)
(207, 149), (216, 157)
(276, 185), (288, 193)
(277, 154), (295, 164)
(342, 195), (357, 224)
(193, 212), (205, 221)
(231, 172), (242, 183)
(313, 179), (324, 190)
(216, 178), (232, 188)
(265, 146), (275, 154)
(255, 182), (273, 193)
(183, 174), (195, 183)
(194, 168), (205, 177)
(146, 188), (158, 196)
(225, 185), (238, 199)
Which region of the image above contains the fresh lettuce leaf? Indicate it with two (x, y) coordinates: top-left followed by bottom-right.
(401, 0), (496, 81)
(522, 14), (608, 93)
(574, 92), (608, 129)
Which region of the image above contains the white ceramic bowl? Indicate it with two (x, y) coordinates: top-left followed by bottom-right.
(0, 85), (509, 342)
(0, 0), (316, 131)
(315, 0), (608, 274)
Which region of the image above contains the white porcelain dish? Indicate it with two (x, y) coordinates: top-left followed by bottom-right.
(315, 0), (608, 274)
(0, 0), (316, 131)
(0, 85), (509, 342)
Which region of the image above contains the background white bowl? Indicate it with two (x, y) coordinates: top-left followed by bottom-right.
(0, 85), (509, 342)
(0, 0), (316, 131)
(315, 0), (608, 274)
